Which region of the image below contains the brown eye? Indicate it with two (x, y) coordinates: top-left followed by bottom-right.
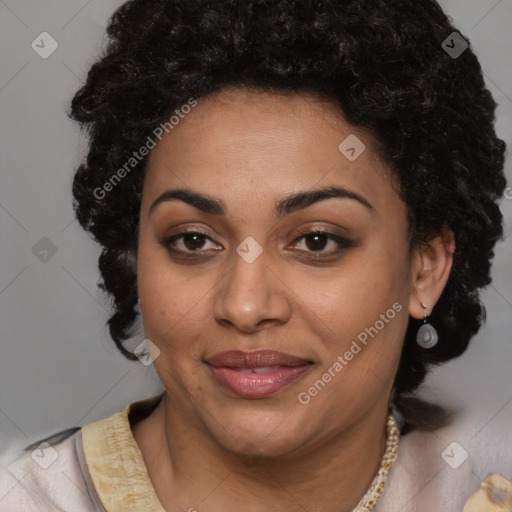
(289, 230), (353, 257)
(183, 233), (207, 250)
(160, 230), (222, 256)
(304, 233), (329, 251)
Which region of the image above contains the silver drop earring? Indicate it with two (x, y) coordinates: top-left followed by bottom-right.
(416, 303), (438, 349)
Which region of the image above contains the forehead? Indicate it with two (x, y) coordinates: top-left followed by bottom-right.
(143, 87), (397, 215)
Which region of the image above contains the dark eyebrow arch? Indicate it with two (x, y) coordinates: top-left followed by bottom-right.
(275, 185), (373, 217)
(148, 185), (373, 217)
(149, 189), (225, 216)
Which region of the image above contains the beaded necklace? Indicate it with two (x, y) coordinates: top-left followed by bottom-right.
(352, 414), (400, 512)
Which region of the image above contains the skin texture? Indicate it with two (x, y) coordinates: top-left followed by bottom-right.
(134, 87), (454, 512)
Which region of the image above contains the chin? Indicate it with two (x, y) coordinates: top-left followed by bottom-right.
(203, 404), (311, 458)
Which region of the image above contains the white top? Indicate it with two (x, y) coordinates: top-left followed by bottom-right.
(1, 395), (511, 511)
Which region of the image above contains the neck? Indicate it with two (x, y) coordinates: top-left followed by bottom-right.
(133, 394), (391, 512)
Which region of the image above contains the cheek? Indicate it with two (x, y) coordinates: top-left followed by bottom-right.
(291, 259), (410, 411)
(287, 242), (411, 382)
(299, 250), (408, 329)
(137, 243), (214, 356)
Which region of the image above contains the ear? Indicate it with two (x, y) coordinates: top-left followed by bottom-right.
(408, 229), (455, 320)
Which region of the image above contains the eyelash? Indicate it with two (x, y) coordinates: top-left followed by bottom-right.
(159, 229), (353, 260)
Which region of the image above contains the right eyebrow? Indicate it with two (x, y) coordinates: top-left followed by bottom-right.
(148, 189), (226, 216)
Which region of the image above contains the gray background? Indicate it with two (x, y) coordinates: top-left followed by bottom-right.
(1, 0), (511, 463)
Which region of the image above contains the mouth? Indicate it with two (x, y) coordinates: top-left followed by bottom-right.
(205, 350), (314, 399)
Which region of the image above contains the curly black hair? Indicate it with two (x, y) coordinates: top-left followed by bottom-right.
(69, 0), (507, 433)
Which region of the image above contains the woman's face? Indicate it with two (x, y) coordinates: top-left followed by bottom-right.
(137, 88), (415, 456)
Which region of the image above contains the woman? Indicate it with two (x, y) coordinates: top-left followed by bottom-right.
(1, 0), (510, 511)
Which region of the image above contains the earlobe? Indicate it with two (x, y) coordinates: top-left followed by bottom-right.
(408, 229), (455, 320)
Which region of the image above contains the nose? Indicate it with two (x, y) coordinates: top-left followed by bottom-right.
(212, 249), (292, 334)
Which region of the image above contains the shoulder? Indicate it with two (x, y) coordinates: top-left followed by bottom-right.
(377, 414), (512, 512)
(0, 427), (105, 512)
(0, 394), (163, 512)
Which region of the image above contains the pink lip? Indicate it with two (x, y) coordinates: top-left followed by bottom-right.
(205, 350), (313, 398)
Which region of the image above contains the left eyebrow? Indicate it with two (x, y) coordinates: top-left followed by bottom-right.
(274, 185), (374, 217)
(148, 185), (374, 217)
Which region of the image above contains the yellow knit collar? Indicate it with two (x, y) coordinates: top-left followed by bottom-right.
(81, 395), (165, 512)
